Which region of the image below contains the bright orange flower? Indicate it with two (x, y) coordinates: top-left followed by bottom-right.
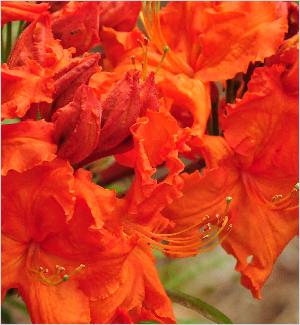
(143, 1), (288, 81)
(1, 1), (49, 26)
(2, 119), (57, 176)
(114, 108), (231, 260)
(101, 2), (288, 136)
(2, 158), (176, 323)
(162, 63), (299, 298)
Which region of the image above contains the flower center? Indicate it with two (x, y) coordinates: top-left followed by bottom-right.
(31, 263), (86, 286)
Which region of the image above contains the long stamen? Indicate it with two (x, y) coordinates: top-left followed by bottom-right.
(141, 1), (194, 77)
(128, 197), (233, 258)
(269, 183), (299, 211)
(155, 45), (169, 74)
(31, 263), (86, 286)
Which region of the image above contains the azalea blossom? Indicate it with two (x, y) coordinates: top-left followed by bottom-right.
(1, 1), (298, 324)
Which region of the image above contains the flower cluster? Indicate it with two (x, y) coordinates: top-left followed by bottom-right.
(2, 1), (299, 323)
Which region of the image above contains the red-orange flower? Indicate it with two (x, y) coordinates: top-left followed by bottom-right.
(162, 63), (299, 298)
(143, 1), (288, 81)
(2, 159), (175, 323)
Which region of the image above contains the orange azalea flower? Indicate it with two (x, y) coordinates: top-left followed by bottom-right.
(142, 1), (288, 81)
(2, 119), (57, 176)
(2, 159), (175, 323)
(115, 108), (231, 258)
(101, 1), (288, 136)
(162, 62), (299, 298)
(1, 1), (49, 26)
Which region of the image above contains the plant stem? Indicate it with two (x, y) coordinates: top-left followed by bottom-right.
(1, 26), (6, 63)
(6, 22), (12, 61)
(166, 289), (233, 324)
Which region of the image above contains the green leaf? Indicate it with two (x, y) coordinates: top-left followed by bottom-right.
(167, 289), (233, 324)
(2, 118), (21, 125)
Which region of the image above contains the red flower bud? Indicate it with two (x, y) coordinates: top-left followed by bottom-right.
(52, 85), (101, 165)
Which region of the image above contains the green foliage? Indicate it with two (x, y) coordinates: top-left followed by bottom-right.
(167, 289), (233, 324)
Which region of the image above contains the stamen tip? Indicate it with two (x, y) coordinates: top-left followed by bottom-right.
(294, 183), (299, 191)
(62, 274), (69, 282)
(163, 45), (170, 53)
(226, 196), (233, 203)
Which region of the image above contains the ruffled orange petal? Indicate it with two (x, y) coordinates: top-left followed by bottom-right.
(158, 73), (211, 134)
(222, 173), (299, 299)
(90, 245), (175, 324)
(118, 109), (186, 223)
(2, 63), (54, 119)
(74, 169), (118, 230)
(2, 159), (74, 243)
(2, 120), (57, 175)
(20, 275), (90, 323)
(223, 64), (298, 174)
(154, 2), (288, 80)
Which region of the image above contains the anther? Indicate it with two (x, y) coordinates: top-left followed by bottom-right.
(33, 263), (85, 286)
(272, 194), (283, 202)
(143, 36), (149, 46)
(226, 196), (233, 204)
(155, 45), (170, 74)
(269, 184), (299, 210)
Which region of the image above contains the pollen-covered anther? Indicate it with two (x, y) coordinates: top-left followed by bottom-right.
(270, 183), (299, 210)
(131, 197), (233, 258)
(32, 263), (86, 286)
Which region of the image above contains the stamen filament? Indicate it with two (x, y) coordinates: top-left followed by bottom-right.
(127, 197), (233, 258)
